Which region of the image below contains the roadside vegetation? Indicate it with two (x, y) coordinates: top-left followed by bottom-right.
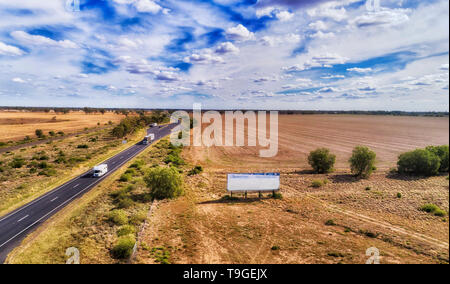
(0, 113), (162, 217)
(111, 111), (169, 138)
(7, 138), (190, 264)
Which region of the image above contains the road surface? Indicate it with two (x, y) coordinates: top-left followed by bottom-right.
(0, 123), (179, 263)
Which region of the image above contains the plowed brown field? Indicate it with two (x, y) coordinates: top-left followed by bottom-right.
(184, 114), (449, 169)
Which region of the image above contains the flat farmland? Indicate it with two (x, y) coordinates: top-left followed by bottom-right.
(184, 114), (449, 170)
(136, 114), (449, 264)
(0, 111), (124, 142)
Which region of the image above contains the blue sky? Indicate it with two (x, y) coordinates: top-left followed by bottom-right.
(0, 0), (448, 111)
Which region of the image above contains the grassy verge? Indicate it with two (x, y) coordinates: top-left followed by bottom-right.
(0, 128), (147, 218)
(6, 138), (176, 264)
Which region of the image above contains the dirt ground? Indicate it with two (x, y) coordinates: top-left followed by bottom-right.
(0, 111), (124, 142)
(135, 115), (449, 264)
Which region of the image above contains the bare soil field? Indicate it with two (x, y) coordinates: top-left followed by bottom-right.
(185, 114), (449, 170)
(135, 115), (449, 264)
(0, 111), (124, 142)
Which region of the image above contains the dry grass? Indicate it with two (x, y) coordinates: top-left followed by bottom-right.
(0, 111), (124, 142)
(135, 169), (448, 264)
(0, 127), (146, 217)
(135, 115), (449, 264)
(6, 139), (173, 264)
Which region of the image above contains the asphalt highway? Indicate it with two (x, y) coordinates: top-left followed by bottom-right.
(0, 123), (179, 263)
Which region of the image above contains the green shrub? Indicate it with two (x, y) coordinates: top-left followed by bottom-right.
(365, 186), (372, 191)
(130, 212), (147, 225)
(271, 246), (280, 251)
(349, 146), (377, 178)
(311, 180), (323, 188)
(108, 209), (128, 225)
(270, 192), (283, 199)
(77, 144), (89, 149)
(144, 167), (184, 200)
(425, 145), (449, 173)
(111, 235), (136, 259)
(117, 197), (134, 209)
(119, 174), (132, 182)
(420, 204), (447, 217)
(35, 129), (44, 138)
(308, 148), (336, 174)
(0, 166), (4, 173)
(9, 157), (26, 168)
(397, 192), (402, 198)
(117, 225), (136, 237)
(110, 186), (134, 199)
(129, 160), (145, 170)
(38, 169), (56, 177)
(188, 165), (203, 176)
(398, 149), (440, 176)
(164, 154), (185, 166)
(325, 219), (336, 226)
(124, 168), (137, 176)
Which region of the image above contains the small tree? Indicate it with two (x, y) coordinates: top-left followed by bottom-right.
(349, 146), (377, 178)
(425, 145), (449, 173)
(144, 167), (183, 200)
(397, 149), (440, 176)
(35, 129), (44, 138)
(308, 148), (336, 174)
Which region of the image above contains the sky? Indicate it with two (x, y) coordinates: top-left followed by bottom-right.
(0, 0), (448, 111)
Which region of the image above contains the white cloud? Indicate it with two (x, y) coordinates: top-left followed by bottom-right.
(261, 33), (300, 46)
(134, 0), (162, 14)
(12, 77), (26, 84)
(308, 6), (347, 22)
(440, 64), (449, 71)
(309, 21), (327, 31)
(184, 51), (224, 65)
(352, 9), (410, 28)
(0, 41), (24, 56)
(10, 31), (78, 49)
(215, 42), (239, 54)
(310, 31), (335, 39)
(226, 24), (255, 41)
(276, 11), (294, 21)
(347, 67), (373, 73)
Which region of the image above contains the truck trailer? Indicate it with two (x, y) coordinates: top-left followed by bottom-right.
(93, 164), (108, 177)
(143, 134), (155, 145)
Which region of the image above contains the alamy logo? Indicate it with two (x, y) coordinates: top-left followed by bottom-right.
(366, 0), (381, 12)
(170, 104), (279, 158)
(65, 0), (80, 12)
(366, 247), (380, 264)
(66, 247), (80, 264)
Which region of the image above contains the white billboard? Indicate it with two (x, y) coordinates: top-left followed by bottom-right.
(227, 173), (280, 192)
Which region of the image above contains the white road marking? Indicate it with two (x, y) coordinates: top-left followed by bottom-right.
(73, 184), (80, 188)
(17, 215), (29, 223)
(50, 197), (58, 202)
(0, 125), (177, 249)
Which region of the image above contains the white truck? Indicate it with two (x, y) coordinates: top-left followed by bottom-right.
(143, 133), (155, 145)
(93, 164), (108, 177)
(151, 123), (158, 128)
